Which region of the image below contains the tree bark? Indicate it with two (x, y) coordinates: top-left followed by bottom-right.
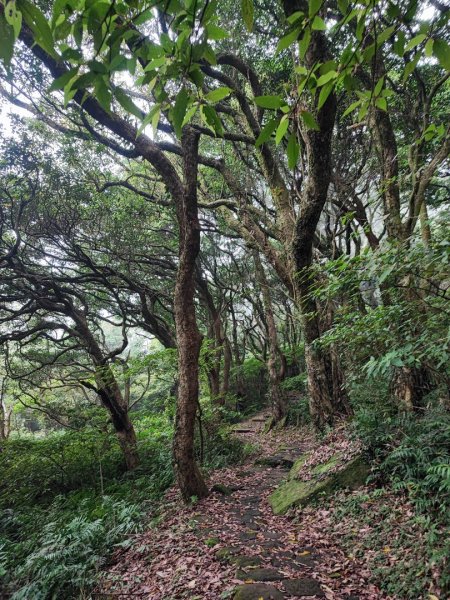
(172, 127), (208, 502)
(74, 314), (140, 470)
(282, 0), (339, 428)
(0, 380), (12, 440)
(253, 251), (287, 423)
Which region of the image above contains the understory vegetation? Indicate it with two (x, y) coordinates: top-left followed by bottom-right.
(0, 0), (449, 597)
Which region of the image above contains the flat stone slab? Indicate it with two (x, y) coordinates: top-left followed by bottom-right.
(237, 568), (286, 582)
(255, 456), (295, 469)
(233, 583), (285, 599)
(283, 578), (325, 597)
(216, 546), (240, 561)
(232, 555), (262, 568)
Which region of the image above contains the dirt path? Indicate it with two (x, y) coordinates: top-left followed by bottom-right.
(97, 413), (386, 599)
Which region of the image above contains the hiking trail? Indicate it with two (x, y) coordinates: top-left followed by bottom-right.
(97, 411), (386, 599)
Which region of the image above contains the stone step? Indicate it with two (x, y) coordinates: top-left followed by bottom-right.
(233, 583), (284, 599)
(255, 455), (295, 469)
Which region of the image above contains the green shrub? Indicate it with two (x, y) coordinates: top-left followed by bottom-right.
(1, 495), (142, 599)
(0, 411), (248, 599)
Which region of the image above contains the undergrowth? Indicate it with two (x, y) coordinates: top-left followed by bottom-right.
(333, 397), (450, 598)
(0, 412), (248, 599)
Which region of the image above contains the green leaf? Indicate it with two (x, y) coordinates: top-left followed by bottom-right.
(95, 79), (112, 112)
(342, 100), (361, 118)
(182, 104), (198, 127)
(4, 1), (22, 39)
(206, 23), (229, 40)
(309, 0), (322, 18)
(70, 71), (98, 90)
(402, 53), (420, 82)
(254, 95), (284, 109)
(173, 88), (190, 138)
(203, 43), (217, 65)
(299, 29), (311, 60)
(255, 116), (280, 146)
(337, 0), (348, 15)
(48, 67), (79, 92)
(18, 0), (57, 58)
(287, 11), (303, 25)
(275, 116), (289, 145)
(433, 39), (450, 71)
(137, 104), (160, 137)
(311, 15), (326, 31)
(201, 105), (223, 136)
(404, 33), (426, 52)
(317, 81), (333, 110)
(151, 106), (161, 137)
(286, 132), (299, 169)
(375, 25), (395, 46)
(0, 14), (15, 65)
(374, 76), (384, 96)
(205, 86), (232, 103)
(241, 0), (254, 32)
(316, 70), (337, 86)
(114, 87), (143, 119)
(424, 38), (434, 58)
(276, 27), (300, 53)
(375, 97), (387, 111)
(300, 110), (320, 130)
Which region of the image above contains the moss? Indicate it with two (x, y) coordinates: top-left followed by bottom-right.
(270, 455), (370, 515)
(311, 452), (343, 475)
(288, 453), (311, 479)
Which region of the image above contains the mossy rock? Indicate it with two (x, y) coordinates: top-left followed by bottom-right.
(211, 483), (233, 495)
(269, 455), (370, 515)
(233, 583), (285, 599)
(216, 546), (240, 561)
(232, 555), (262, 569)
(311, 452), (343, 475)
(288, 453), (311, 479)
(255, 456), (294, 468)
(236, 568), (285, 582)
(204, 537), (220, 547)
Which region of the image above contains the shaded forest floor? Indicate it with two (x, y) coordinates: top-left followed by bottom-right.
(95, 414), (432, 600)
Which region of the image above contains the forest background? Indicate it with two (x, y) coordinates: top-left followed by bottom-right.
(0, 0), (449, 598)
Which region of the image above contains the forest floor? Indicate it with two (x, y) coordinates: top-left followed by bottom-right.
(96, 413), (392, 600)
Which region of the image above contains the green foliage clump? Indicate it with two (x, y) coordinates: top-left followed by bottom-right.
(349, 401), (450, 595)
(1, 495), (142, 600)
(0, 408), (248, 599)
(312, 230), (450, 391)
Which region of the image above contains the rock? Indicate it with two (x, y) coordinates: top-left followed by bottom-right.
(216, 546), (240, 561)
(263, 531), (282, 541)
(237, 568), (285, 582)
(283, 578), (325, 597)
(288, 453), (311, 480)
(232, 555), (262, 568)
(211, 483), (233, 495)
(311, 452), (343, 476)
(233, 583), (285, 599)
(239, 531), (257, 541)
(269, 455), (370, 515)
(255, 456), (294, 468)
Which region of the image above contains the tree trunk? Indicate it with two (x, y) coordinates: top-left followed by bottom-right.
(0, 378), (12, 440)
(92, 366), (140, 470)
(75, 314), (139, 470)
(172, 127), (208, 502)
(253, 250), (287, 423)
